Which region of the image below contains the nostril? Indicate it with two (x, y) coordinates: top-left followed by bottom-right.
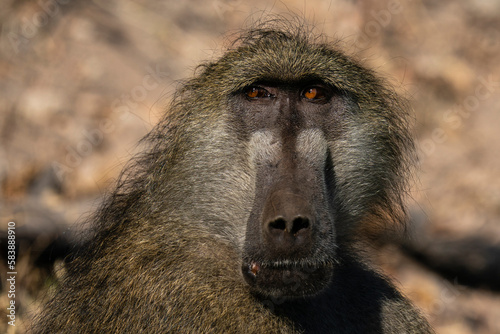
(269, 217), (287, 231)
(268, 216), (310, 235)
(291, 216), (310, 235)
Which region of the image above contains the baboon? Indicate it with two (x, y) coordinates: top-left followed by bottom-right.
(33, 23), (434, 333)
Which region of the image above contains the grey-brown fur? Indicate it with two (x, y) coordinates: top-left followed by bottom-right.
(32, 22), (433, 333)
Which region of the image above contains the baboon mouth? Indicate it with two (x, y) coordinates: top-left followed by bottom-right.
(241, 260), (334, 298)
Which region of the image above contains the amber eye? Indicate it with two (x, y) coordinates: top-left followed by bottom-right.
(302, 87), (327, 101)
(245, 86), (272, 99)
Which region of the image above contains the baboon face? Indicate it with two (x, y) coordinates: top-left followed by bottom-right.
(236, 83), (342, 298)
(168, 31), (410, 300)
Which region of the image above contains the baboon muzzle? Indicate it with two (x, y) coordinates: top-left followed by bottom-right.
(242, 132), (336, 298)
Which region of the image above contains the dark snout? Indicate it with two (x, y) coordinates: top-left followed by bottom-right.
(242, 130), (337, 298)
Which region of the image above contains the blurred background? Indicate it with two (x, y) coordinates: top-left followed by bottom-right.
(1, 0), (499, 333)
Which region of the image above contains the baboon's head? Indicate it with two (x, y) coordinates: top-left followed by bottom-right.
(148, 25), (413, 299)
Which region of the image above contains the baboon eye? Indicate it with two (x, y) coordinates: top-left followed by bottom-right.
(302, 87), (327, 101)
(245, 86), (273, 99)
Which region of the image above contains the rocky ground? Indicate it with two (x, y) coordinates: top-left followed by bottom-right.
(1, 0), (499, 333)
